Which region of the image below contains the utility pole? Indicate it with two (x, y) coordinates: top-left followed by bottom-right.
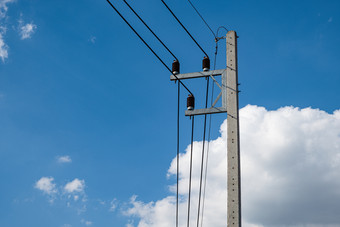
(170, 30), (241, 227)
(226, 31), (241, 227)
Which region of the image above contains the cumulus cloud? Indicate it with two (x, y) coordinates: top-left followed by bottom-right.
(19, 22), (37, 39)
(57, 155), (72, 163)
(35, 177), (57, 195)
(124, 105), (340, 227)
(64, 178), (85, 193)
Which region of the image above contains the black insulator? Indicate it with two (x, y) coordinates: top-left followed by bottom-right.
(172, 59), (180, 74)
(202, 56), (210, 71)
(187, 94), (195, 110)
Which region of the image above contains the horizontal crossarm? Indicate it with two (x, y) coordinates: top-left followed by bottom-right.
(170, 69), (225, 80)
(185, 107), (227, 116)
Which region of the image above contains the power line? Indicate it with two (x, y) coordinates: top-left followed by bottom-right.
(187, 115), (195, 227)
(123, 0), (178, 61)
(200, 36), (221, 227)
(187, 0), (216, 38)
(176, 82), (180, 227)
(196, 76), (210, 227)
(106, 0), (193, 95)
(161, 0), (209, 58)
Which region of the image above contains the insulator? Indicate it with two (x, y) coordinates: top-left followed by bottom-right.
(172, 59), (180, 75)
(187, 94), (195, 110)
(202, 56), (210, 71)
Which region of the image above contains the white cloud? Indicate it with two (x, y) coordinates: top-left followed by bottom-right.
(19, 22), (37, 40)
(124, 105), (340, 227)
(35, 177), (57, 195)
(0, 33), (8, 62)
(89, 36), (96, 44)
(57, 155), (72, 163)
(64, 178), (85, 193)
(328, 17), (333, 23)
(109, 198), (118, 212)
(81, 219), (92, 226)
(0, 0), (14, 19)
(0, 0), (14, 62)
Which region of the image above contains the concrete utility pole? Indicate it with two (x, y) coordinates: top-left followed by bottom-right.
(170, 30), (240, 227)
(226, 31), (241, 227)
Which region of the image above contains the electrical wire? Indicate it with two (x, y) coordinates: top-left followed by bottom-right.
(106, 0), (193, 95)
(176, 81), (180, 227)
(187, 115), (195, 227)
(216, 26), (229, 36)
(200, 37), (220, 227)
(187, 0), (216, 39)
(161, 0), (209, 58)
(196, 75), (209, 227)
(123, 0), (178, 61)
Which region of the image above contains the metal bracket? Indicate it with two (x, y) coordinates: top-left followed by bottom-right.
(170, 69), (227, 116)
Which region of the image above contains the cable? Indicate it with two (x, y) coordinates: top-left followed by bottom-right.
(200, 37), (219, 227)
(216, 26), (229, 36)
(196, 75), (209, 227)
(176, 81), (180, 227)
(187, 0), (216, 38)
(106, 0), (193, 95)
(123, 0), (178, 61)
(161, 0), (209, 58)
(187, 115), (195, 227)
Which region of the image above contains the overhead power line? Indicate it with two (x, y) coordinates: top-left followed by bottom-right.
(123, 0), (178, 61)
(161, 0), (209, 58)
(187, 115), (195, 227)
(200, 31), (222, 227)
(176, 82), (180, 227)
(106, 0), (193, 95)
(187, 0), (216, 38)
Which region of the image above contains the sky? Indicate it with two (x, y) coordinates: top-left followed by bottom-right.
(0, 0), (340, 227)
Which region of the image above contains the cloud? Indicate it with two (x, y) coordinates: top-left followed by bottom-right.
(35, 177), (57, 195)
(0, 0), (14, 62)
(64, 178), (85, 193)
(109, 198), (118, 212)
(57, 155), (72, 163)
(0, 33), (8, 62)
(81, 219), (92, 226)
(0, 0), (14, 19)
(124, 105), (340, 227)
(19, 22), (37, 40)
(328, 17), (333, 23)
(89, 36), (96, 44)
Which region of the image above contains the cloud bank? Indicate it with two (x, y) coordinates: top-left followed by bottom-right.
(124, 105), (340, 227)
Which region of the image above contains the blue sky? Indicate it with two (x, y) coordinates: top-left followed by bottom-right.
(0, 0), (340, 227)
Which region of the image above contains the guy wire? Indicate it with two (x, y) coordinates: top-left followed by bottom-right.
(123, 0), (178, 60)
(106, 0), (193, 95)
(161, 0), (209, 58)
